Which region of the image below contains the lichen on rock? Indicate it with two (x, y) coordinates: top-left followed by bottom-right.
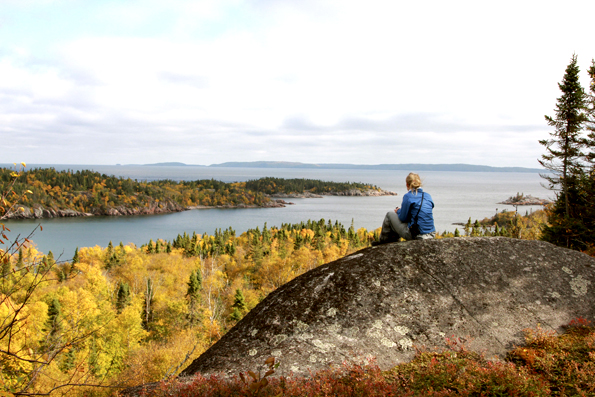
(177, 237), (595, 380)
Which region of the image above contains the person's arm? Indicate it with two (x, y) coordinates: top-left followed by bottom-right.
(397, 194), (412, 222)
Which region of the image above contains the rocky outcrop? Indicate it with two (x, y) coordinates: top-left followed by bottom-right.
(180, 237), (595, 380)
(269, 189), (397, 199)
(187, 199), (293, 210)
(269, 192), (324, 199)
(5, 206), (93, 219)
(4, 200), (185, 219)
(498, 194), (552, 206)
(326, 188), (397, 196)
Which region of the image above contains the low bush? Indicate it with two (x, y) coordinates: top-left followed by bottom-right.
(144, 320), (594, 397)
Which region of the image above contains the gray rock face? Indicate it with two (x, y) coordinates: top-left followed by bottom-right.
(4, 201), (184, 219)
(181, 237), (595, 379)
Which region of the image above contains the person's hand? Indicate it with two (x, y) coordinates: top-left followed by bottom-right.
(394, 207), (399, 213)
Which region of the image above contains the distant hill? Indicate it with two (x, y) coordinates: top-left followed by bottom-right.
(142, 162), (197, 167)
(209, 161), (543, 173)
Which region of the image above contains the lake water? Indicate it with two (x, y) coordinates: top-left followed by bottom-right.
(1, 165), (550, 260)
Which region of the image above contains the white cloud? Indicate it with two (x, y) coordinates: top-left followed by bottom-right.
(0, 0), (594, 167)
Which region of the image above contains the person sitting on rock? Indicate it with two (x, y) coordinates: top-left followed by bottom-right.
(372, 172), (436, 245)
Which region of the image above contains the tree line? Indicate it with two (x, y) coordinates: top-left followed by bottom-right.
(0, 168), (383, 217)
(244, 177), (381, 194)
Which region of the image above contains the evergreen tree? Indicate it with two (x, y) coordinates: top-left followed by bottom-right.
(186, 269), (202, 323)
(16, 248), (24, 268)
(59, 347), (76, 373)
(147, 239), (154, 254)
(42, 298), (62, 350)
(540, 55), (589, 249)
(105, 241), (114, 262)
(539, 56), (586, 216)
(115, 281), (131, 313)
(464, 218), (472, 236)
(47, 251), (55, 266)
(105, 252), (120, 270)
(230, 289), (247, 322)
(142, 278), (155, 331)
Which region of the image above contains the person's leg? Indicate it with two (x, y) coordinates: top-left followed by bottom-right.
(377, 212), (399, 243)
(377, 211), (412, 243)
(385, 211), (413, 241)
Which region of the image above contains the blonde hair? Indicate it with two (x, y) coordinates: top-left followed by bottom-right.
(406, 172), (422, 194)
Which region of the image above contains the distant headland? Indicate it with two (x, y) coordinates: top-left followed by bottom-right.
(130, 161), (543, 173)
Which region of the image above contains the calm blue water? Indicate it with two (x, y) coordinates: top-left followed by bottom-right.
(1, 165), (550, 260)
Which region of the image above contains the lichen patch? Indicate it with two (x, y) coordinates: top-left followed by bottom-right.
(272, 334), (287, 345)
(399, 337), (413, 350)
(294, 321), (309, 332)
(570, 275), (591, 296)
(296, 333), (313, 341)
(394, 325), (410, 335)
(312, 339), (335, 351)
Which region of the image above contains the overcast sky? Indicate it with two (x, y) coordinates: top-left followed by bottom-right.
(1, 0), (594, 167)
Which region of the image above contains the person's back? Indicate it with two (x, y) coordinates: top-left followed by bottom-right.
(398, 188), (435, 235)
(373, 172), (436, 245)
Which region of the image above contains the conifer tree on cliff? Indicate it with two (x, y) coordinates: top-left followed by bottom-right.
(577, 59), (595, 253)
(539, 54), (588, 249)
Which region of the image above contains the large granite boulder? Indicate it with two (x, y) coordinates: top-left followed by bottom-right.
(181, 237), (595, 379)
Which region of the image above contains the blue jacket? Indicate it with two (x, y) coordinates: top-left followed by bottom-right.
(396, 188), (436, 234)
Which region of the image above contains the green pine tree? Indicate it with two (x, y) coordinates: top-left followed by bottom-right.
(142, 278), (155, 331)
(230, 289), (247, 322)
(147, 239), (154, 254)
(42, 298), (62, 350)
(540, 54), (589, 248)
(115, 281), (131, 313)
(186, 269), (202, 324)
(16, 248), (24, 268)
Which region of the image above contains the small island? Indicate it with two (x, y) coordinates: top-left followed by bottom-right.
(498, 192), (552, 206)
(1, 168), (395, 220)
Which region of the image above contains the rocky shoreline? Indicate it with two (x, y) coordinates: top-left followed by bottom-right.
(187, 199), (293, 210)
(2, 199), (296, 220)
(269, 188), (397, 199)
(4, 201), (186, 220)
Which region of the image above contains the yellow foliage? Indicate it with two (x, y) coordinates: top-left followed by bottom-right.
(1, 219), (377, 395)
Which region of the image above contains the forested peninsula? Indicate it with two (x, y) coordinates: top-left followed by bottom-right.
(0, 167), (394, 219)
